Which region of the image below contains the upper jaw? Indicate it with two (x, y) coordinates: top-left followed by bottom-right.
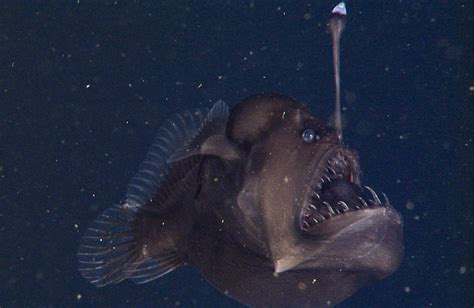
(300, 145), (371, 231)
(316, 146), (361, 189)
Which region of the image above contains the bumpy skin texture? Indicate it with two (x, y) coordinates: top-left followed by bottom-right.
(185, 94), (403, 307)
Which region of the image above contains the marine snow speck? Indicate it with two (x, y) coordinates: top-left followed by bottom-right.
(77, 3), (403, 306)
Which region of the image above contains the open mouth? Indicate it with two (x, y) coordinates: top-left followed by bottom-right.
(301, 148), (390, 232)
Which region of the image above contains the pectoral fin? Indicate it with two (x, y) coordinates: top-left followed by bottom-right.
(168, 99), (242, 163)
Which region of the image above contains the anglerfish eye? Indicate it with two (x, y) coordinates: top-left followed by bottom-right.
(302, 128), (317, 142)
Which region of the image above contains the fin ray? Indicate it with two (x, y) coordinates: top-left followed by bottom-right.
(78, 101), (229, 287)
(78, 203), (183, 287)
(125, 104), (223, 208)
(167, 99), (229, 163)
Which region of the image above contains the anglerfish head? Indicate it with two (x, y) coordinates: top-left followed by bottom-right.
(226, 93), (403, 280)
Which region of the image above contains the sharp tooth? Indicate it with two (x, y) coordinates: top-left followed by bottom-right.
(327, 167), (337, 175)
(382, 192), (390, 206)
(358, 197), (368, 207)
(323, 201), (336, 215)
(303, 221), (310, 229)
(323, 175), (331, 182)
(337, 201), (349, 211)
(364, 186), (382, 204)
(312, 218), (319, 224)
(309, 204), (317, 210)
(312, 192), (320, 199)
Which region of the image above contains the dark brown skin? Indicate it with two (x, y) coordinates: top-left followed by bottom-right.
(78, 93), (403, 306)
(78, 4), (402, 305)
(77, 3), (406, 304)
(184, 93), (403, 306)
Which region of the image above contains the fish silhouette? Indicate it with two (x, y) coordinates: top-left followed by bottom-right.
(78, 3), (403, 306)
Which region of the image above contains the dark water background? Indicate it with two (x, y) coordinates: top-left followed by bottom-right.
(1, 1), (472, 306)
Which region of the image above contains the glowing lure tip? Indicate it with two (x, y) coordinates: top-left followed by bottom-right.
(331, 2), (346, 16)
